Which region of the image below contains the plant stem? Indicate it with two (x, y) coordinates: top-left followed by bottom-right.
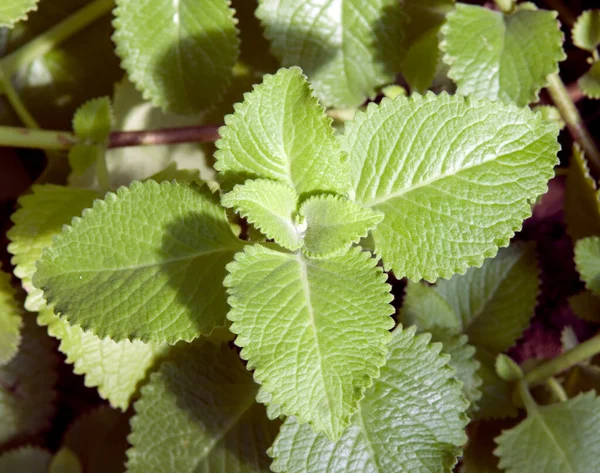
(0, 77), (39, 128)
(546, 377), (568, 402)
(525, 332), (600, 385)
(108, 125), (221, 148)
(518, 379), (538, 414)
(0, 0), (115, 76)
(0, 125), (77, 150)
(546, 73), (600, 176)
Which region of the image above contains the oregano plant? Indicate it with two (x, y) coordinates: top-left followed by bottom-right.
(1, 0), (600, 472)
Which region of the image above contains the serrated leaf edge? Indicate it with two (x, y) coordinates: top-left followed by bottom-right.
(0, 0), (40, 29)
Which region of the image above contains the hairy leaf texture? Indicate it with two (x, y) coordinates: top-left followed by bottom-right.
(269, 326), (469, 473)
(256, 0), (404, 108)
(225, 245), (394, 440)
(441, 4), (564, 106)
(344, 93), (558, 281)
(34, 181), (244, 343)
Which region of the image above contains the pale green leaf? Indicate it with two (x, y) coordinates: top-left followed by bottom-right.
(579, 60), (600, 99)
(269, 326), (468, 473)
(401, 0), (454, 93)
(0, 0), (39, 28)
(0, 267), (22, 365)
(49, 448), (82, 473)
(145, 163), (202, 185)
(438, 332), (482, 406)
(34, 180), (243, 344)
(441, 4), (564, 106)
(564, 144), (600, 241)
(222, 179), (302, 250)
(0, 447), (51, 473)
(299, 194), (383, 258)
(38, 308), (168, 411)
(401, 281), (460, 333)
(215, 67), (349, 194)
(225, 245), (393, 440)
(72, 97), (113, 143)
(495, 354), (523, 382)
(0, 317), (58, 443)
(494, 391), (600, 473)
(63, 406), (130, 473)
(572, 9), (600, 52)
(127, 341), (279, 473)
(68, 79), (216, 190)
(575, 236), (600, 295)
(344, 92), (557, 281)
(532, 105), (565, 130)
(569, 290), (600, 322)
(112, 0), (239, 114)
(7, 184), (100, 312)
(256, 0), (404, 108)
(68, 144), (102, 176)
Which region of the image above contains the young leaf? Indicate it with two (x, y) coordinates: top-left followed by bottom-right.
(222, 179), (302, 251)
(579, 60), (600, 99)
(564, 144), (600, 241)
(72, 97), (113, 143)
(569, 290), (600, 322)
(0, 447), (52, 473)
(0, 267), (22, 365)
(255, 0), (404, 108)
(344, 92), (558, 281)
(0, 0), (39, 28)
(0, 317), (58, 443)
(475, 348), (518, 419)
(49, 448), (82, 473)
(494, 391), (600, 473)
(34, 181), (244, 344)
(441, 4), (564, 106)
(574, 236), (600, 294)
(572, 9), (600, 52)
(495, 354), (523, 382)
(38, 309), (168, 411)
(215, 67), (349, 194)
(269, 326), (469, 473)
(112, 0), (239, 114)
(63, 406), (130, 473)
(225, 245), (394, 440)
(127, 341), (279, 472)
(299, 194), (383, 258)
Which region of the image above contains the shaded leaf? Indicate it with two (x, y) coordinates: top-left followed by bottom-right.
(569, 290), (600, 322)
(572, 9), (600, 52)
(579, 60), (600, 100)
(0, 447), (51, 473)
(49, 448), (81, 473)
(574, 236), (600, 295)
(0, 266), (22, 365)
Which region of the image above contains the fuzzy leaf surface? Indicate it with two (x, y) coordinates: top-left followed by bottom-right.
(222, 179), (301, 250)
(0, 267), (22, 365)
(256, 0), (404, 108)
(494, 392), (600, 473)
(579, 60), (600, 99)
(0, 447), (51, 473)
(572, 9), (600, 52)
(0, 318), (58, 443)
(344, 93), (558, 281)
(0, 0), (39, 28)
(215, 67), (348, 194)
(72, 97), (112, 143)
(575, 236), (600, 294)
(112, 0), (239, 114)
(34, 181), (243, 343)
(564, 145), (600, 241)
(269, 326), (468, 473)
(225, 245), (393, 440)
(127, 341), (279, 473)
(441, 4), (564, 106)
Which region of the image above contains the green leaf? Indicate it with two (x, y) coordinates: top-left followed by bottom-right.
(0, 447), (51, 473)
(34, 180), (243, 344)
(575, 236), (600, 295)
(72, 97), (113, 143)
(572, 9), (600, 52)
(127, 341), (279, 473)
(532, 105), (565, 130)
(256, 0), (404, 108)
(49, 448), (82, 473)
(475, 348), (517, 419)
(38, 308), (168, 411)
(225, 245), (393, 440)
(0, 317), (58, 443)
(63, 406), (130, 473)
(564, 144), (600, 241)
(344, 93), (558, 281)
(495, 354), (523, 382)
(0, 0), (39, 28)
(579, 60), (600, 100)
(68, 145), (102, 176)
(401, 281), (460, 333)
(494, 391), (600, 473)
(215, 67), (349, 194)
(112, 0), (240, 114)
(401, 0), (454, 93)
(569, 290), (600, 322)
(299, 194), (383, 258)
(0, 267), (22, 365)
(269, 326), (468, 473)
(441, 4), (564, 106)
(222, 179), (302, 251)
(7, 184), (100, 312)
